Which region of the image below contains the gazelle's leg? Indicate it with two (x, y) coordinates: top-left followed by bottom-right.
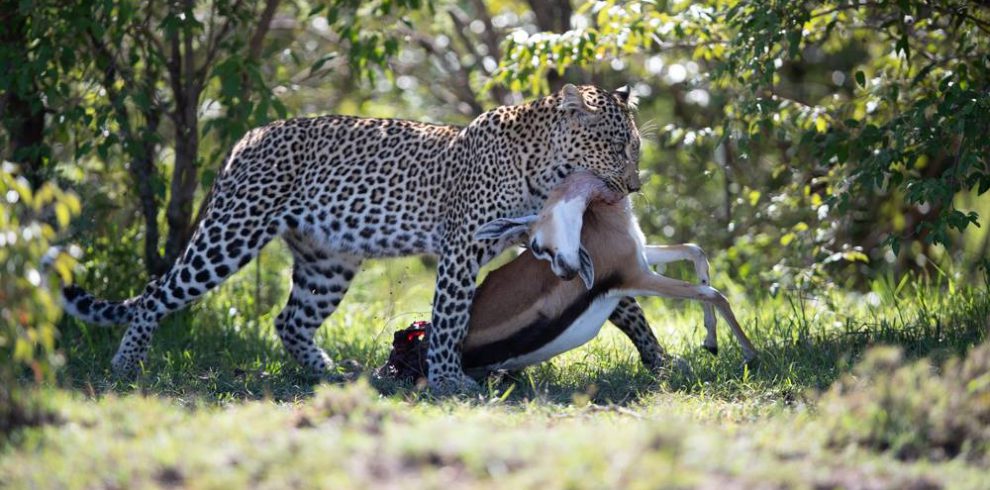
(643, 244), (719, 356)
(624, 272), (758, 364)
(608, 297), (668, 372)
(643, 244), (708, 280)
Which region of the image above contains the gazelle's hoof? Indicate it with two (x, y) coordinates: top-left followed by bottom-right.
(702, 344), (718, 357)
(742, 356), (760, 372)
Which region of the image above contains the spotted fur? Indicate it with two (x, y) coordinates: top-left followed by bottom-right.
(61, 84), (642, 392)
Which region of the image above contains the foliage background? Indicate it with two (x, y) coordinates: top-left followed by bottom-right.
(4, 0), (988, 299)
(1, 0), (988, 388)
(2, 1), (989, 484)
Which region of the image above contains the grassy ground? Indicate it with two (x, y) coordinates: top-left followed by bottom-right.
(2, 249), (989, 488)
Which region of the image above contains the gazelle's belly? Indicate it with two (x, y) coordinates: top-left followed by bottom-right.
(484, 296), (621, 371)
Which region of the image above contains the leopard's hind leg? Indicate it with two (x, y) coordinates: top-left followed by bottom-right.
(275, 232), (362, 375)
(64, 179), (283, 373)
(609, 297), (668, 372)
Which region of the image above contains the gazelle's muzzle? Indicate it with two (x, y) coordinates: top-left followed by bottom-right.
(531, 239), (578, 279)
(551, 254), (580, 281)
(531, 236), (594, 289)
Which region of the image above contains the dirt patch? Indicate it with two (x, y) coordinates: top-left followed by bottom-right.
(813, 467), (941, 490)
(0, 389), (63, 440)
(154, 466), (186, 488)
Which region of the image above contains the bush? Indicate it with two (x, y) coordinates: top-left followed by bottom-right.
(0, 163), (79, 437)
(820, 341), (990, 464)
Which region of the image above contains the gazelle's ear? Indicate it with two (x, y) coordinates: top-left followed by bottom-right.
(558, 84), (597, 116)
(578, 246), (595, 290)
(613, 85), (639, 110)
(475, 215), (537, 241)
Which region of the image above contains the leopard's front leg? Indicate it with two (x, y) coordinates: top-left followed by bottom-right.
(427, 238), (488, 393)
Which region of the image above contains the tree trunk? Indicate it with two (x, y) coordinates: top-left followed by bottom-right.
(526, 0), (573, 91)
(1, 92), (46, 185)
(162, 0), (202, 268)
(133, 111), (167, 277)
(163, 92), (201, 267)
(86, 20), (169, 277)
(160, 0), (283, 267)
(0, 4), (47, 186)
(527, 0), (572, 34)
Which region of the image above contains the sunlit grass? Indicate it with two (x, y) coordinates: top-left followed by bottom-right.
(54, 245), (988, 407)
(8, 248), (986, 488)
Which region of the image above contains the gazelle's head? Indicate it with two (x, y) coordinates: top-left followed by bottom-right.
(476, 171), (622, 289)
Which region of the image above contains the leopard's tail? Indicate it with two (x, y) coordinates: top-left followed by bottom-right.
(61, 283), (146, 326)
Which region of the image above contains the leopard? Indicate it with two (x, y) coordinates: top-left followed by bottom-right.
(61, 83), (655, 392)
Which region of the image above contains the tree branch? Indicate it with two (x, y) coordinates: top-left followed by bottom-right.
(196, 0), (246, 88)
(398, 26), (484, 115)
(165, 2), (183, 125)
(183, 0), (196, 103)
(931, 4), (990, 35)
(249, 0), (280, 61)
(469, 0), (501, 61)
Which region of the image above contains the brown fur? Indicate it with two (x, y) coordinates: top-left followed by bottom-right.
(465, 199), (631, 350)
(462, 172), (758, 369)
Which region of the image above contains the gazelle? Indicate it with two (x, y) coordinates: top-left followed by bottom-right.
(421, 170), (758, 375)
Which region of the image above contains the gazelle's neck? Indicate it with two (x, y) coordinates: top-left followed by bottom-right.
(535, 171), (625, 253)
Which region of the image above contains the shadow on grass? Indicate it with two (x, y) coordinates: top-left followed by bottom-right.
(50, 287), (989, 408)
(56, 308), (328, 403)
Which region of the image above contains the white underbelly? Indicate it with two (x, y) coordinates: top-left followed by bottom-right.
(486, 296), (622, 371)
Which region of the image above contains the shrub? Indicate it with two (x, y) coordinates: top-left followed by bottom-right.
(820, 341), (990, 464)
(0, 164), (79, 437)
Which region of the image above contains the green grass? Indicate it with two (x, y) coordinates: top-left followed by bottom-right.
(2, 249), (989, 488)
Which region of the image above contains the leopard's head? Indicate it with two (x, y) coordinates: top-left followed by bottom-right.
(550, 84), (641, 194)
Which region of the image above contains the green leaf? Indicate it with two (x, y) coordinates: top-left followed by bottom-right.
(896, 34), (910, 61)
(911, 62), (937, 86)
(54, 202), (70, 228)
(815, 115), (828, 133)
(855, 71), (866, 87)
(312, 53), (337, 73)
(748, 190), (761, 206)
(843, 250), (869, 263)
(786, 30), (802, 58)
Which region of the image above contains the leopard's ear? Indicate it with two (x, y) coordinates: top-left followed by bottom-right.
(558, 84), (598, 116)
(613, 85), (639, 111)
